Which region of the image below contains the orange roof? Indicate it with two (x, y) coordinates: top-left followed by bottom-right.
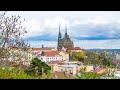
(32, 48), (52, 50)
(48, 60), (63, 64)
(52, 71), (74, 79)
(59, 50), (68, 54)
(95, 68), (107, 74)
(69, 47), (81, 50)
(46, 51), (60, 56)
(45, 50), (68, 56)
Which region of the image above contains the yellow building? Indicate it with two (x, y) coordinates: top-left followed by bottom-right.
(50, 64), (85, 75)
(59, 50), (69, 61)
(51, 65), (78, 75)
(84, 65), (94, 72)
(50, 63), (94, 75)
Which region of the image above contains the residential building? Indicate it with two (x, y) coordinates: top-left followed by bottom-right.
(39, 50), (69, 63)
(8, 47), (33, 66)
(85, 64), (94, 72)
(51, 64), (80, 75)
(116, 53), (120, 60)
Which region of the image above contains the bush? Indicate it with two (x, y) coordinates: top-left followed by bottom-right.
(0, 66), (35, 79)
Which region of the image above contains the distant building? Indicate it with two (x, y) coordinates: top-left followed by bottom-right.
(106, 52), (116, 60)
(116, 53), (120, 60)
(106, 52), (120, 60)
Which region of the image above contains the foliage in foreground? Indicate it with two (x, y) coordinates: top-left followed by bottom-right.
(0, 66), (35, 79)
(75, 72), (100, 79)
(25, 58), (51, 76)
(75, 71), (117, 79)
(0, 66), (54, 79)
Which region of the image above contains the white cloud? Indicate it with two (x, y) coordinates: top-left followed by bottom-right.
(22, 16), (70, 39)
(5, 11), (120, 49)
(22, 19), (44, 38)
(29, 41), (57, 48)
(74, 39), (120, 49)
(43, 16), (69, 29)
(71, 16), (110, 27)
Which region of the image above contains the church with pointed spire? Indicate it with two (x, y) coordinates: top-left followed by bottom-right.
(57, 24), (74, 50)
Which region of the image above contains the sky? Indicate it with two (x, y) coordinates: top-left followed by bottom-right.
(4, 11), (120, 49)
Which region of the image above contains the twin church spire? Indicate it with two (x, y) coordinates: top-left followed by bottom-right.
(58, 23), (68, 38)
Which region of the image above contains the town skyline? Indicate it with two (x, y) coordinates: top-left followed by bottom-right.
(5, 11), (120, 49)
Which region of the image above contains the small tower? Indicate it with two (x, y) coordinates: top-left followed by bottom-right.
(42, 44), (44, 48)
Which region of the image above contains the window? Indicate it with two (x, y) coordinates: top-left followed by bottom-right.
(65, 69), (67, 72)
(69, 70), (72, 74)
(61, 69), (63, 72)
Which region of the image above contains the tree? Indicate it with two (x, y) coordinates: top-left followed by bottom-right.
(0, 11), (30, 67)
(69, 51), (77, 61)
(76, 51), (86, 62)
(99, 51), (112, 67)
(25, 58), (51, 76)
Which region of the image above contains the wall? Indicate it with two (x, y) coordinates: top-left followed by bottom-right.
(51, 65), (79, 75)
(69, 50), (82, 53)
(59, 52), (69, 61)
(86, 65), (94, 72)
(39, 55), (63, 63)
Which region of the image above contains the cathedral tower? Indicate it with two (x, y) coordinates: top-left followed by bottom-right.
(57, 24), (74, 50)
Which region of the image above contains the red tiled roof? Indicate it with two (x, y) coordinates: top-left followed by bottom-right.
(45, 50), (68, 56)
(52, 71), (74, 79)
(48, 60), (64, 64)
(95, 68), (107, 74)
(45, 51), (60, 56)
(112, 60), (120, 66)
(69, 47), (81, 50)
(32, 48), (52, 50)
